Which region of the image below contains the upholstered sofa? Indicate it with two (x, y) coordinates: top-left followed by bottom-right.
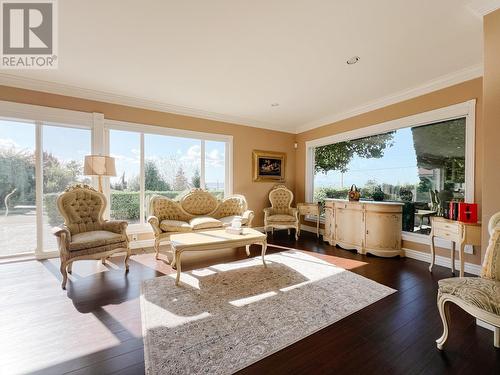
(147, 189), (254, 259)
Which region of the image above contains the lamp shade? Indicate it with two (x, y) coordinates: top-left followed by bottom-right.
(84, 155), (116, 177)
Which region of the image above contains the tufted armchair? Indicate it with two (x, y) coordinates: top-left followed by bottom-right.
(263, 184), (299, 240)
(436, 211), (500, 349)
(52, 185), (130, 289)
(147, 189), (254, 260)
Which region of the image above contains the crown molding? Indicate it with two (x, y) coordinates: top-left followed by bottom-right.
(296, 64), (483, 134)
(0, 73), (296, 134)
(0, 63), (483, 135)
(467, 0), (500, 17)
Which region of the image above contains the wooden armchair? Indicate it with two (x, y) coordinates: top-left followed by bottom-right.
(52, 185), (130, 289)
(436, 212), (500, 349)
(263, 185), (299, 240)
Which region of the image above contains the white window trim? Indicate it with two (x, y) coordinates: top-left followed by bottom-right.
(305, 100), (476, 246)
(103, 118), (234, 233)
(0, 100), (94, 259)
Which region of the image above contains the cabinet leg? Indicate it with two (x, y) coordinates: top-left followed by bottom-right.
(459, 242), (465, 277)
(429, 234), (436, 272)
(451, 242), (455, 275)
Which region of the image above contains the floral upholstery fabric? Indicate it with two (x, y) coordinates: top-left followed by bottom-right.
(149, 191), (253, 237)
(481, 229), (500, 281)
(180, 190), (218, 216)
(189, 217), (223, 230)
(69, 230), (127, 251)
(212, 196), (247, 218)
(58, 189), (105, 234)
(269, 187), (294, 215)
(438, 277), (500, 315)
(151, 197), (191, 222)
(266, 214), (297, 223)
(160, 220), (192, 233)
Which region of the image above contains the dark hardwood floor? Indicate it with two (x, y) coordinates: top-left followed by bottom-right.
(1, 232), (498, 375)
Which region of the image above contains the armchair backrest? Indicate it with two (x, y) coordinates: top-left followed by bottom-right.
(481, 212), (500, 281)
(57, 185), (105, 234)
(268, 185), (294, 214)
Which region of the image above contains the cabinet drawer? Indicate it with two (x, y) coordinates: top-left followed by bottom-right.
(433, 227), (460, 242)
(298, 205), (319, 216)
(433, 220), (460, 235)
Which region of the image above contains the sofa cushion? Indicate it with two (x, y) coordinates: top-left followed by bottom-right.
(438, 277), (500, 315)
(267, 214), (297, 223)
(218, 215), (249, 227)
(69, 230), (126, 251)
(160, 220), (192, 233)
(189, 216), (223, 230)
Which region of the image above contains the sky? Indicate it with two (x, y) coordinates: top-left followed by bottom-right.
(0, 120), (225, 189)
(314, 127), (420, 188)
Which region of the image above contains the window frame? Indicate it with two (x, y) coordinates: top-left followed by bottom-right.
(0, 100), (94, 260)
(102, 119), (233, 233)
(305, 100), (476, 246)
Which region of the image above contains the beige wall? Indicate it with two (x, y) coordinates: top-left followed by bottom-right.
(295, 78), (484, 265)
(0, 85), (296, 227)
(0, 74), (491, 266)
(482, 9), (500, 249)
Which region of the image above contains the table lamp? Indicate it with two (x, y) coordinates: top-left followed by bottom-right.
(83, 155), (116, 193)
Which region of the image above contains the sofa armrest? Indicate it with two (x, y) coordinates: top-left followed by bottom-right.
(242, 210), (255, 227)
(148, 215), (162, 236)
(102, 220), (128, 235)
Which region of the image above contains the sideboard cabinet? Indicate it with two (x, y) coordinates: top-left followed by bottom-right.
(324, 199), (404, 257)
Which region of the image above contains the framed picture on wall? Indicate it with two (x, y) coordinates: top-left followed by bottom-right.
(252, 150), (286, 182)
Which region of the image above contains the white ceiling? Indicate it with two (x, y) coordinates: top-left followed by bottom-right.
(0, 0), (488, 133)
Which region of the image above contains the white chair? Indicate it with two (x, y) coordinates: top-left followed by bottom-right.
(263, 185), (299, 240)
(436, 212), (500, 349)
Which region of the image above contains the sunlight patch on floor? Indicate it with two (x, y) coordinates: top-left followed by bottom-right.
(229, 291), (278, 307)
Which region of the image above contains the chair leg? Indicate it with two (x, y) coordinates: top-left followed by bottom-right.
(154, 239), (160, 260)
(494, 327), (499, 348)
(124, 247), (130, 272)
(295, 226), (299, 240)
(287, 229), (290, 235)
(60, 260), (68, 290)
(67, 261), (73, 274)
(436, 296), (452, 350)
(101, 257), (106, 265)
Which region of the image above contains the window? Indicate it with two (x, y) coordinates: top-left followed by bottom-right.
(0, 120), (37, 256)
(42, 125), (91, 251)
(109, 130), (141, 224)
(307, 101), (475, 237)
(205, 140), (225, 198)
(0, 116), (92, 258)
(105, 121), (232, 228)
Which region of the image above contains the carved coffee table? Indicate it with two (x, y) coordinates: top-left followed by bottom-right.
(169, 228), (267, 286)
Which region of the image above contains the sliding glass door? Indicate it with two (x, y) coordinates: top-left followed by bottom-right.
(0, 120), (37, 256)
(42, 125), (91, 252)
(0, 119), (91, 257)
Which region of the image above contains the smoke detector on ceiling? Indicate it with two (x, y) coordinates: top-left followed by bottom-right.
(347, 56), (360, 65)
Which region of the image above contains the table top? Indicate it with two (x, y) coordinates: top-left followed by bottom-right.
(432, 216), (481, 226)
(170, 228), (266, 249)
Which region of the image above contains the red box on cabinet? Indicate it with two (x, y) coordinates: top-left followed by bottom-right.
(458, 203), (478, 223)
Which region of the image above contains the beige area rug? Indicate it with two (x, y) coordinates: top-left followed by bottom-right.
(141, 250), (396, 374)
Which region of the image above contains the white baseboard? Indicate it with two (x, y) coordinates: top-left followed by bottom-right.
(300, 224), (324, 235)
(403, 248), (481, 275)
